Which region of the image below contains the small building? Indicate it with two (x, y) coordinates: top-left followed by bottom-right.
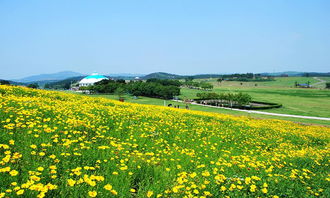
(79, 73), (108, 87)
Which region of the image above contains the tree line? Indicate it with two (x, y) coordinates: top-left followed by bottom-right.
(182, 79), (214, 90)
(219, 73), (274, 82)
(196, 92), (252, 106)
(81, 79), (181, 99)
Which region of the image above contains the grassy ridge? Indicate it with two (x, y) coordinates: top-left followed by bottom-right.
(0, 85), (330, 197)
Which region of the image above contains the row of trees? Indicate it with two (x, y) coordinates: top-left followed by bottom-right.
(82, 79), (180, 99)
(196, 92), (252, 106)
(220, 73), (274, 82)
(182, 80), (213, 90)
(126, 81), (180, 99)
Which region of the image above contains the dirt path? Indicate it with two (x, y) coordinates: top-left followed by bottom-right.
(312, 77), (326, 86)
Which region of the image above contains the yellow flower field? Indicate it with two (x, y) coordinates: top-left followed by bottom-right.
(0, 85), (329, 197)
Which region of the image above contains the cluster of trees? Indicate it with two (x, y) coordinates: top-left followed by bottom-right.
(89, 79), (126, 93)
(27, 83), (39, 89)
(126, 81), (180, 99)
(220, 73), (274, 82)
(182, 80), (213, 90)
(326, 82), (330, 89)
(146, 78), (181, 87)
(196, 92), (252, 106)
(83, 78), (180, 99)
(0, 80), (10, 85)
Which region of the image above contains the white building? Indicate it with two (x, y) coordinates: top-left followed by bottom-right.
(79, 73), (108, 87)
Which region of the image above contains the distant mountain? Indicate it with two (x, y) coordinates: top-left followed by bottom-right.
(191, 74), (224, 79)
(142, 72), (183, 79)
(13, 71), (84, 83)
(259, 71), (304, 77)
(106, 73), (144, 77)
(142, 72), (226, 80)
(106, 73), (145, 80)
(46, 76), (86, 89)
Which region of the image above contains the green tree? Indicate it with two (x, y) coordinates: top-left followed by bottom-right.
(217, 78), (223, 85)
(115, 87), (126, 99)
(27, 83), (39, 89)
(0, 80), (10, 85)
(326, 82), (330, 89)
(44, 83), (50, 89)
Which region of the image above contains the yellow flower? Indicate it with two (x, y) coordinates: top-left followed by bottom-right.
(111, 190), (118, 195)
(202, 171), (210, 177)
(220, 186), (226, 192)
(204, 191), (211, 196)
(189, 172), (197, 178)
(262, 188), (268, 194)
(37, 167), (44, 171)
(104, 184), (113, 191)
(245, 177), (251, 184)
(16, 189), (24, 195)
(147, 191), (154, 197)
(88, 191), (97, 197)
(67, 179), (76, 186)
(9, 170), (19, 176)
(250, 185), (257, 192)
(130, 189), (136, 193)
(193, 189), (199, 194)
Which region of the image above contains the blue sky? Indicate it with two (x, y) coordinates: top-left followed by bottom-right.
(0, 0), (329, 79)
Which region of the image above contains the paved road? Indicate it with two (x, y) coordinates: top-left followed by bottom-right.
(174, 100), (330, 121)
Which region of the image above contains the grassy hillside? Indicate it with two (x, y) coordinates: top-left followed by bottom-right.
(87, 94), (330, 126)
(0, 85), (329, 197)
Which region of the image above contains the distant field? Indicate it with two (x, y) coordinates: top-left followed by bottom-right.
(197, 77), (321, 88)
(81, 77), (330, 126)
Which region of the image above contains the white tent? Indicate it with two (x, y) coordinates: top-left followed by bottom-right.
(79, 73), (108, 87)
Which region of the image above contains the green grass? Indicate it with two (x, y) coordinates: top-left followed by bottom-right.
(197, 77), (320, 88)
(87, 93), (330, 126)
(180, 87), (330, 118)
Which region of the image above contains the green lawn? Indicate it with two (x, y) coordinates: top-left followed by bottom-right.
(180, 87), (330, 118)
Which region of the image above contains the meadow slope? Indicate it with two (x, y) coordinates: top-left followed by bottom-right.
(0, 85), (329, 197)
